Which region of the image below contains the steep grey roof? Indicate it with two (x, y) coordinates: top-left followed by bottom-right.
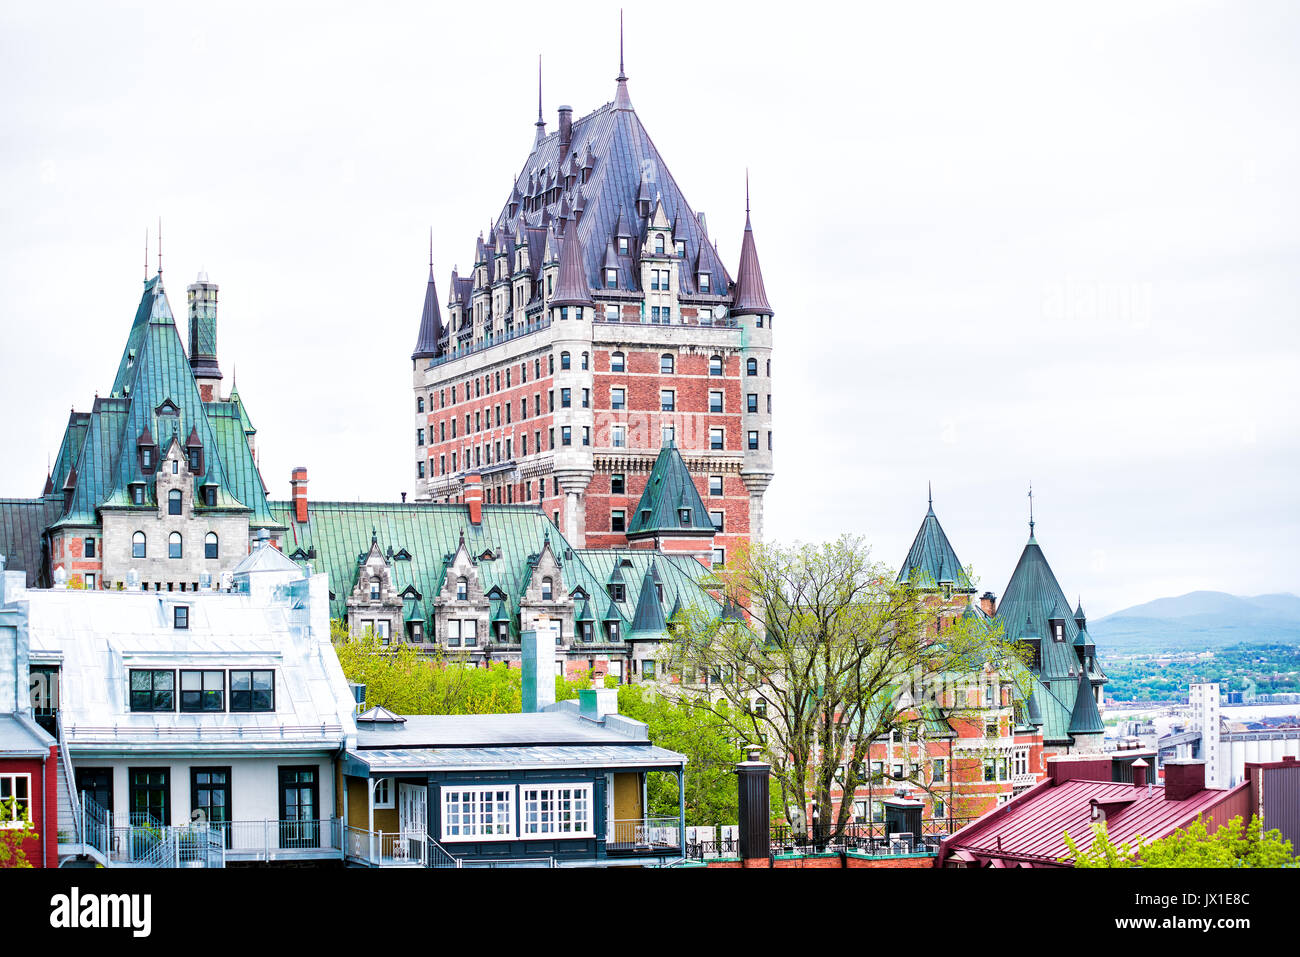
(549, 229), (596, 308)
(730, 210), (773, 316)
(411, 267), (443, 360)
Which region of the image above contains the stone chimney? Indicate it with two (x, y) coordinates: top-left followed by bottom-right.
(464, 473), (483, 525)
(558, 105), (573, 156)
(980, 592), (997, 616)
(291, 467), (309, 523)
(1163, 759), (1206, 801)
(1131, 758), (1149, 789)
(521, 619), (559, 713)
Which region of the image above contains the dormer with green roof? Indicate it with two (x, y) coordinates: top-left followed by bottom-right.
(624, 442), (715, 563)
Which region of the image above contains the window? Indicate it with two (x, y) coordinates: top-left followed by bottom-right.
(130, 670), (175, 712)
(747, 394), (758, 413)
(579, 621), (594, 642)
(521, 784), (592, 836)
(660, 389), (675, 411)
(1014, 748), (1029, 777)
(748, 431), (759, 450)
(642, 659), (656, 679)
(561, 388), (571, 408)
(132, 485), (145, 505)
(446, 620), (462, 647)
(561, 351), (570, 369)
(932, 759), (946, 783)
(582, 426), (590, 447)
(84, 537), (96, 558)
(660, 354), (674, 374)
(983, 758), (996, 783)
(606, 621), (620, 641)
(675, 239), (686, 258)
(581, 388), (589, 408)
(548, 428), (554, 449)
(278, 767), (319, 847)
(654, 233), (665, 255)
(661, 425), (675, 446)
(548, 391), (554, 412)
(456, 577), (468, 601)
(417, 397), (424, 413)
(581, 352), (589, 370)
(611, 351), (625, 372)
(463, 619), (478, 647)
(712, 547), (725, 569)
(678, 507), (691, 526)
(204, 532), (218, 560)
(710, 428), (724, 450)
(129, 768), (169, 826)
(562, 426), (572, 446)
(746, 358), (758, 376)
(141, 448), (153, 471)
(709, 391), (723, 412)
(417, 429), (425, 446)
(611, 387), (625, 410)
(174, 605), (189, 630)
(192, 768), (231, 833)
(612, 425), (626, 448)
(605, 268), (618, 288)
(0, 774), (31, 827)
(548, 355), (554, 375)
(611, 474), (625, 495)
(230, 670), (275, 712)
(417, 461), (425, 479)
(180, 670), (224, 712)
(541, 577), (553, 600)
(709, 475), (723, 496)
(84, 573), (96, 590)
(168, 489), (182, 515)
(442, 787), (515, 841)
(169, 531), (183, 559)
(709, 510), (724, 532)
(618, 236), (629, 255)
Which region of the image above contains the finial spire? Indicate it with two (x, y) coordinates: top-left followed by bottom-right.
(144, 227), (149, 282)
(613, 12), (633, 110)
(928, 480), (933, 509)
(1028, 482), (1035, 538)
(157, 217), (162, 276)
(429, 228), (434, 272)
(619, 9), (625, 80)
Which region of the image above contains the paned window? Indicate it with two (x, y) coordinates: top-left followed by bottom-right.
(441, 787), (515, 841)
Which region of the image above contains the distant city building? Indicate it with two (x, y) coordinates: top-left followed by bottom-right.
(1164, 681), (1300, 787)
(410, 43), (774, 565)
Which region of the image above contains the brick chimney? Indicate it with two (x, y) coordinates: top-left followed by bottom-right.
(980, 592), (997, 616)
(291, 467), (309, 523)
(1163, 760), (1206, 801)
(464, 473), (483, 525)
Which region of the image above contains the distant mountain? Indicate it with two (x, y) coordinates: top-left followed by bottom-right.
(1092, 591), (1300, 653)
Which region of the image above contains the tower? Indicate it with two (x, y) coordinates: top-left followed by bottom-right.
(187, 272), (222, 401)
(409, 29), (775, 569)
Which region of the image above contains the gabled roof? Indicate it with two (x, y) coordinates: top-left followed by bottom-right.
(897, 495), (973, 591)
(626, 443), (714, 537)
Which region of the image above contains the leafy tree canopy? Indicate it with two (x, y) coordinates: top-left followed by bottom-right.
(1065, 814), (1297, 868)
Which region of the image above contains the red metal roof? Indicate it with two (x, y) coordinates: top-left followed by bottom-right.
(942, 777), (1249, 866)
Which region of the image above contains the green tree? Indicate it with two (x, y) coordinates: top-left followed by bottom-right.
(659, 535), (1022, 837)
(1065, 814), (1297, 867)
(0, 797), (38, 868)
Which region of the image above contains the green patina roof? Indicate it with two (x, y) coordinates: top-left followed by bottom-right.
(575, 549), (721, 642)
(49, 276), (280, 532)
(629, 562), (667, 635)
(1068, 671), (1105, 735)
(897, 496), (973, 591)
(626, 442), (715, 537)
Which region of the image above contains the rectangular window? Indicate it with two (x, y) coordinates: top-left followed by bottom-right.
(562, 426), (572, 446)
(660, 390), (675, 411)
(748, 430), (759, 450)
(174, 605), (189, 629)
(932, 759), (946, 783)
(611, 473), (625, 495)
(710, 428), (724, 450)
(84, 572), (96, 590)
(0, 774), (31, 827)
(709, 475), (723, 496)
(463, 619), (478, 647)
(582, 427), (590, 447)
(611, 510), (626, 533)
(191, 767), (231, 833)
(417, 429), (425, 446)
(442, 787), (515, 841)
(709, 391), (723, 413)
(747, 394), (758, 413)
(983, 758), (996, 783)
(129, 768), (169, 826)
(230, 670), (275, 712)
(180, 670), (225, 713)
(520, 784), (593, 837)
(581, 388), (589, 408)
(642, 659), (656, 679)
(709, 510), (724, 532)
(446, 620), (461, 647)
(561, 388), (571, 408)
(84, 537), (96, 558)
(130, 670), (175, 712)
(612, 425), (626, 448)
(713, 547), (725, 569)
(611, 387), (625, 410)
(548, 428), (554, 450)
(278, 767), (320, 847)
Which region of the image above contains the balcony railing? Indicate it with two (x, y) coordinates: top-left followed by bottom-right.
(606, 817), (683, 855)
(344, 826), (459, 868)
(428, 317), (553, 370)
(106, 817), (342, 866)
(683, 819), (978, 861)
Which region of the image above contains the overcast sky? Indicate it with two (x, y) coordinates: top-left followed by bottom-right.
(1, 1), (1296, 616)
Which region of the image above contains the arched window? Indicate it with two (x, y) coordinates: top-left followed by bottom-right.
(709, 355), (723, 376)
(561, 351), (571, 370)
(456, 577), (468, 601)
(132, 531), (146, 559)
(655, 233), (665, 255)
(747, 358), (758, 376)
(660, 354), (674, 374)
(168, 489), (182, 515)
(581, 352), (589, 370)
(204, 532), (218, 560)
(611, 351), (625, 372)
(168, 532), (182, 559)
(542, 577), (553, 600)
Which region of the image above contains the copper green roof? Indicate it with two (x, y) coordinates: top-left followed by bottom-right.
(575, 549), (721, 641)
(897, 495), (973, 591)
(629, 562), (667, 636)
(1068, 671), (1105, 735)
(625, 442), (714, 537)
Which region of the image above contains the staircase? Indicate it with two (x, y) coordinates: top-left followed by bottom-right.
(53, 717), (109, 867)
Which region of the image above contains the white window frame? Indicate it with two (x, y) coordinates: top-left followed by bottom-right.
(374, 777), (395, 809)
(0, 773), (31, 827)
(441, 786), (516, 842)
(520, 783), (593, 838)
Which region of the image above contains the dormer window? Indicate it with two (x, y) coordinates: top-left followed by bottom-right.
(605, 268), (618, 289)
(654, 234), (665, 255)
(369, 580), (380, 601)
(141, 448), (153, 471)
(679, 508), (692, 526)
(618, 237), (629, 255)
(698, 272), (710, 292)
(675, 240), (685, 258)
(541, 577), (553, 600)
(456, 577), (468, 601)
(608, 583), (625, 602)
(168, 489), (182, 515)
(202, 486), (216, 507)
(132, 485), (145, 506)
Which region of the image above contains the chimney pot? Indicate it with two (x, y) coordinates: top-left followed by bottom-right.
(291, 467), (309, 524)
(464, 473), (483, 525)
(1132, 758), (1149, 788)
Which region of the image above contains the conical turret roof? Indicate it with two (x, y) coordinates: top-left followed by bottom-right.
(897, 492), (972, 591)
(412, 266), (443, 360)
(549, 230), (595, 309)
(731, 208), (773, 317)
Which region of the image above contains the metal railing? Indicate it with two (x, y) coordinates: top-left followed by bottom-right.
(607, 818), (683, 854)
(681, 819), (978, 861)
(107, 818), (340, 865)
(429, 317), (553, 369)
(344, 826), (459, 868)
(459, 856), (555, 868)
(79, 793), (112, 861)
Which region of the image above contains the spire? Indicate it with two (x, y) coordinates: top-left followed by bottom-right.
(927, 480), (933, 514)
(1028, 482), (1036, 542)
(534, 55), (547, 145)
(614, 10), (633, 111)
(731, 177), (773, 316)
(549, 228), (595, 309)
(897, 491), (972, 591)
(411, 245), (443, 360)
